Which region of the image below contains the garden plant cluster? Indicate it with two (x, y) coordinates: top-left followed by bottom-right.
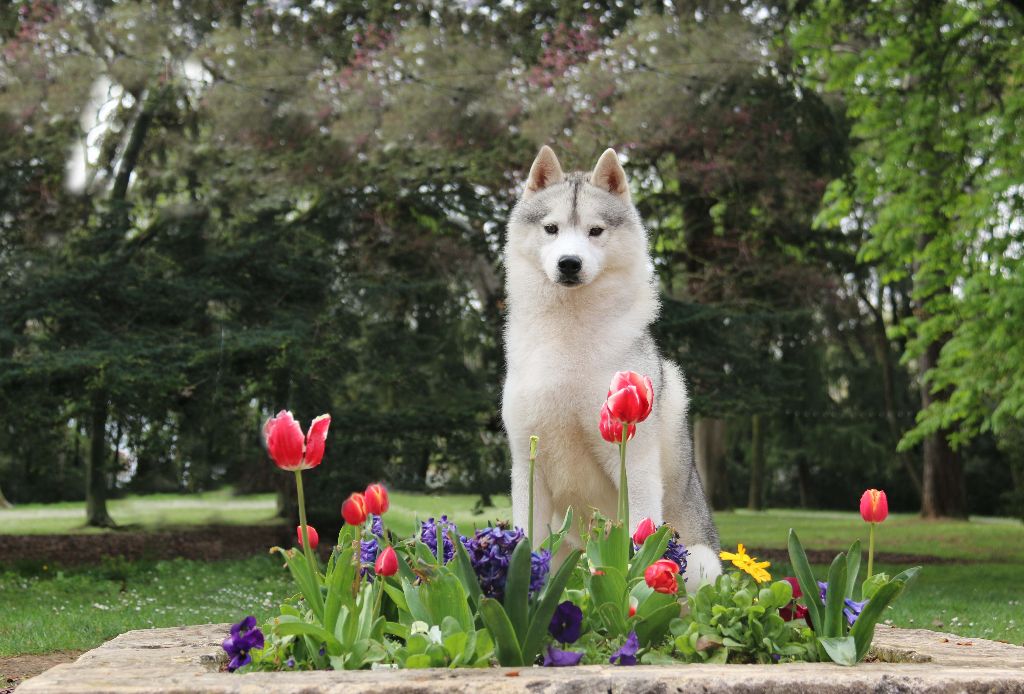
(222, 371), (920, 672)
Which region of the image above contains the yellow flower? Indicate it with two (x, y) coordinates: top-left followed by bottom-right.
(719, 543), (772, 583)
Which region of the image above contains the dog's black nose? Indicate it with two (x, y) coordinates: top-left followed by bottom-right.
(558, 255), (582, 275)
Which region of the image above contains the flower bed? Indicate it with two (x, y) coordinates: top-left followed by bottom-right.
(231, 372), (919, 673)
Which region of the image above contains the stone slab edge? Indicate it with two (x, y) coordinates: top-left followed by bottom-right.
(19, 623), (1024, 693)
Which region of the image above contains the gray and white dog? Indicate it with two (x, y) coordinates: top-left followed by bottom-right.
(501, 146), (721, 591)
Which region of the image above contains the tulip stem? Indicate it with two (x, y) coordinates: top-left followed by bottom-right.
(294, 470), (317, 578)
(528, 436), (538, 548)
(372, 575), (384, 618)
(867, 522), (875, 580)
(618, 426), (629, 534)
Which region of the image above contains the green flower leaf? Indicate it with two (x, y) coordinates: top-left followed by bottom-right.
(818, 635), (857, 666)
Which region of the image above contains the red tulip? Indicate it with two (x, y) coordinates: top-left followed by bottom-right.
(364, 483), (390, 515)
(374, 546), (398, 576)
(341, 492), (368, 526)
(632, 518), (657, 546)
(296, 524), (319, 550)
(860, 488), (888, 523)
(599, 401), (636, 443)
(628, 596), (638, 618)
(263, 411), (331, 471)
(643, 559), (680, 594)
(606, 371), (654, 424)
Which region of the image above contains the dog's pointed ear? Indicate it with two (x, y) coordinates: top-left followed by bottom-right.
(524, 145), (564, 198)
(590, 148), (630, 203)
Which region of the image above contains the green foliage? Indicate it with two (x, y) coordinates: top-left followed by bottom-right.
(475, 547), (582, 666)
(669, 573), (814, 664)
(3, 0), (1021, 521)
(254, 524), (389, 671)
(583, 522), (679, 644)
(387, 618), (493, 669)
(791, 0), (1024, 449)
(787, 529), (920, 665)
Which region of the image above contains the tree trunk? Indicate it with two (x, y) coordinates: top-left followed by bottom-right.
(694, 417), (730, 510)
(86, 390), (115, 527)
(796, 455), (812, 508)
(918, 339), (967, 518)
(861, 283), (923, 500)
(0, 483), (12, 509)
(747, 414), (765, 511)
(912, 226), (967, 519)
(109, 418), (122, 489)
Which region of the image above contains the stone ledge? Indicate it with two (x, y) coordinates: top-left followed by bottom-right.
(18, 623), (1024, 693)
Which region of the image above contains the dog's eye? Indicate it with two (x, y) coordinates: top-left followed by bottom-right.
(589, 226), (604, 237)
(544, 223), (558, 235)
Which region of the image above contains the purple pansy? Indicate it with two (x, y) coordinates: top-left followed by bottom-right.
(462, 524), (550, 601)
(818, 581), (869, 626)
(543, 645), (584, 667)
(420, 515), (460, 564)
(221, 616), (264, 672)
(609, 630), (639, 666)
(548, 601), (583, 644)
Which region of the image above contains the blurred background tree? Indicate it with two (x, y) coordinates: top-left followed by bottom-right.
(1, 0), (1021, 529)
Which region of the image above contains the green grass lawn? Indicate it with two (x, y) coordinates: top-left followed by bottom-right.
(1, 491), (1022, 657)
(0, 556), (293, 657)
(0, 489), (280, 534)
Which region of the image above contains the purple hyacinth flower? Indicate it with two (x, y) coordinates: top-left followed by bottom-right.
(462, 524), (550, 601)
(531, 548), (551, 593)
(843, 598), (868, 626)
(663, 535), (689, 575)
(221, 616), (264, 672)
(819, 581), (869, 626)
(360, 514), (385, 578)
(543, 645), (584, 667)
(420, 516), (460, 564)
(360, 536), (379, 579)
(548, 600), (583, 644)
(609, 630), (639, 666)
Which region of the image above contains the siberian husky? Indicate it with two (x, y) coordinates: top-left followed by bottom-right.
(501, 146), (722, 591)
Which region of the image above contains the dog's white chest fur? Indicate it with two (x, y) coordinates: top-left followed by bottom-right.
(503, 325), (624, 514)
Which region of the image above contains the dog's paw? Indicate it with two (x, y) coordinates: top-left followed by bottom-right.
(683, 544), (722, 593)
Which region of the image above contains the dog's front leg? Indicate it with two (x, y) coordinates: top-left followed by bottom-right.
(621, 436), (664, 533)
(511, 448), (556, 545)
(510, 444), (531, 533)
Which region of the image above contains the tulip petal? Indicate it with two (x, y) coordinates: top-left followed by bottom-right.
(607, 384), (643, 423)
(303, 414), (331, 469)
(264, 411), (305, 470)
(342, 492), (368, 526)
(599, 402), (636, 443)
(860, 488), (889, 523)
(608, 372), (655, 422)
(374, 546), (399, 576)
(365, 483), (390, 515)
